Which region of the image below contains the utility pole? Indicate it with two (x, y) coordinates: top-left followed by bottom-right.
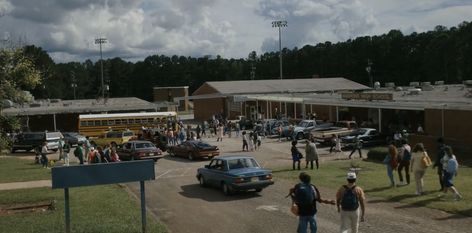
(70, 71), (77, 100)
(95, 37), (107, 99)
(272, 20), (287, 80)
(366, 59), (373, 88)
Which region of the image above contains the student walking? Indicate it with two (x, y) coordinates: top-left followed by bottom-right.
(304, 139), (319, 170)
(433, 137), (447, 191)
(242, 131), (248, 151)
(74, 143), (84, 164)
(410, 143), (432, 195)
(348, 136), (363, 159)
(62, 139), (71, 166)
(383, 143), (398, 187)
(397, 139), (412, 185)
(40, 141), (49, 168)
(291, 141), (303, 170)
(336, 172), (366, 233)
(288, 172), (335, 233)
(440, 146), (463, 200)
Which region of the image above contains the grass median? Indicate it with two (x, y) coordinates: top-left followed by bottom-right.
(0, 157), (167, 233)
(0, 157), (51, 183)
(273, 159), (471, 216)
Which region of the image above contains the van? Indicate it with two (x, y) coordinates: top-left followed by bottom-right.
(11, 131), (63, 153)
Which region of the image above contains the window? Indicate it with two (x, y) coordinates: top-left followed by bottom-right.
(228, 158), (259, 169)
(128, 119), (135, 124)
(94, 120), (101, 126)
(107, 120), (115, 126)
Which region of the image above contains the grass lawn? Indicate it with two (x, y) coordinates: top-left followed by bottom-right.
(0, 157), (167, 233)
(273, 159), (472, 216)
(0, 157), (52, 183)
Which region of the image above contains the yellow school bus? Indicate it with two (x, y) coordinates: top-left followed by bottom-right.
(78, 112), (177, 137)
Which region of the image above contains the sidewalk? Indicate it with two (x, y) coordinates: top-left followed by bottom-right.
(0, 180), (51, 191)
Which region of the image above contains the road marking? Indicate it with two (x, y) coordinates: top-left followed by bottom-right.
(155, 170), (174, 179)
(256, 205), (279, 212)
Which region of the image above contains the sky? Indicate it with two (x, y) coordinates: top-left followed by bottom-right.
(0, 0), (471, 63)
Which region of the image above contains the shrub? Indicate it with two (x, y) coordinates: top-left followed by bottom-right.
(367, 146), (389, 162)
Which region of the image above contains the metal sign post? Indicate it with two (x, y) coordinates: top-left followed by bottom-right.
(52, 160), (155, 233)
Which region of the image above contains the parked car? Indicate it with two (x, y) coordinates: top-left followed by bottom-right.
(196, 155), (274, 195)
(168, 140), (220, 160)
(62, 132), (86, 146)
(341, 128), (388, 148)
(116, 140), (164, 161)
(311, 121), (358, 144)
(90, 130), (135, 147)
(11, 131), (63, 153)
(269, 119), (290, 135)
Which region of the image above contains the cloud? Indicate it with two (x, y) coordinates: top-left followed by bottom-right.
(0, 0), (470, 63)
(256, 0), (378, 52)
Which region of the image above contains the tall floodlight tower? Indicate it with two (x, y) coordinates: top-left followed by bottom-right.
(95, 37), (107, 99)
(272, 20), (287, 80)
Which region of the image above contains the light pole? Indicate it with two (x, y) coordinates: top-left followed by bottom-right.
(272, 20), (287, 80)
(366, 59), (373, 88)
(71, 83), (77, 100)
(95, 37), (107, 99)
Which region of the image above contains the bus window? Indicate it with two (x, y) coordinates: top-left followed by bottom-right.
(108, 120), (115, 125)
(115, 119), (122, 125)
(129, 119), (135, 124)
(80, 121), (87, 127)
(94, 120), (101, 126)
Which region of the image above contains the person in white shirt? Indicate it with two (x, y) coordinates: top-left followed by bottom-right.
(40, 141), (49, 168)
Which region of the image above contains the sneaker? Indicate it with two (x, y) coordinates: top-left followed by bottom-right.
(454, 194), (463, 201)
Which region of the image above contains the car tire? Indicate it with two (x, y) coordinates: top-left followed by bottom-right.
(222, 183), (233, 196)
(296, 132), (304, 140)
(188, 152), (194, 161)
(168, 149), (175, 156)
(255, 188), (263, 192)
(198, 175), (207, 187)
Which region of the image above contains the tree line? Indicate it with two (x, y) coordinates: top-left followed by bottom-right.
(16, 21), (472, 102)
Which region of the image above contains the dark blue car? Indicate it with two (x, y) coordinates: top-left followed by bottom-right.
(196, 155), (274, 195)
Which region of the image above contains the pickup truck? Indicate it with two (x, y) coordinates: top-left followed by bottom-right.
(311, 121), (358, 144)
(288, 120), (334, 140)
(90, 130), (135, 148)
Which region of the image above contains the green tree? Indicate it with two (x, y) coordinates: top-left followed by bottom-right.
(0, 48), (42, 152)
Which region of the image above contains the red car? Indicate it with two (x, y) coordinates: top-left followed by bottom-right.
(168, 140), (220, 160)
(117, 140), (164, 162)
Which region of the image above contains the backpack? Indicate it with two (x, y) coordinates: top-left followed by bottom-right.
(341, 185), (359, 211)
(92, 152), (101, 163)
(446, 158), (458, 174)
(294, 183), (316, 205)
(74, 147), (81, 157)
(403, 147), (411, 161)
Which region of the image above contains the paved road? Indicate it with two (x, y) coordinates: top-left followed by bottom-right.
(126, 136), (472, 233)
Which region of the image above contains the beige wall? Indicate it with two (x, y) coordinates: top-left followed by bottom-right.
(194, 98), (225, 121)
(153, 87), (188, 111)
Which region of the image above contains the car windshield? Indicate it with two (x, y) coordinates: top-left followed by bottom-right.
(227, 158), (259, 169)
(135, 142), (155, 149)
(194, 142), (212, 148)
(298, 121), (309, 127)
(353, 128), (367, 135)
(23, 133), (43, 140)
(123, 131), (134, 137)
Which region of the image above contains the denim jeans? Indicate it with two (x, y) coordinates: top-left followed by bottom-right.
(298, 215), (317, 233)
(387, 165), (395, 186)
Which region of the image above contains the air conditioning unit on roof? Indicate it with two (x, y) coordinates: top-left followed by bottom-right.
(385, 82), (395, 88)
(435, 81), (444, 85)
(409, 82), (420, 87)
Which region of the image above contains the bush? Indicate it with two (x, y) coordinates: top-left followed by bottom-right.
(367, 146), (389, 162)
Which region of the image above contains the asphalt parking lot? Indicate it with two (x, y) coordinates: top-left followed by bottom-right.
(123, 135), (471, 233)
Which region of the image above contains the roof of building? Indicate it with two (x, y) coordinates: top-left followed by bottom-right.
(153, 86), (189, 89)
(2, 97), (158, 116)
(241, 84), (472, 111)
(192, 77), (369, 96)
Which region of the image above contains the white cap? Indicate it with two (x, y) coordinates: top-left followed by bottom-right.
(347, 172), (357, 179)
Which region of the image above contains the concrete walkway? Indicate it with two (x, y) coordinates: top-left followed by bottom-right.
(0, 180), (51, 191)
